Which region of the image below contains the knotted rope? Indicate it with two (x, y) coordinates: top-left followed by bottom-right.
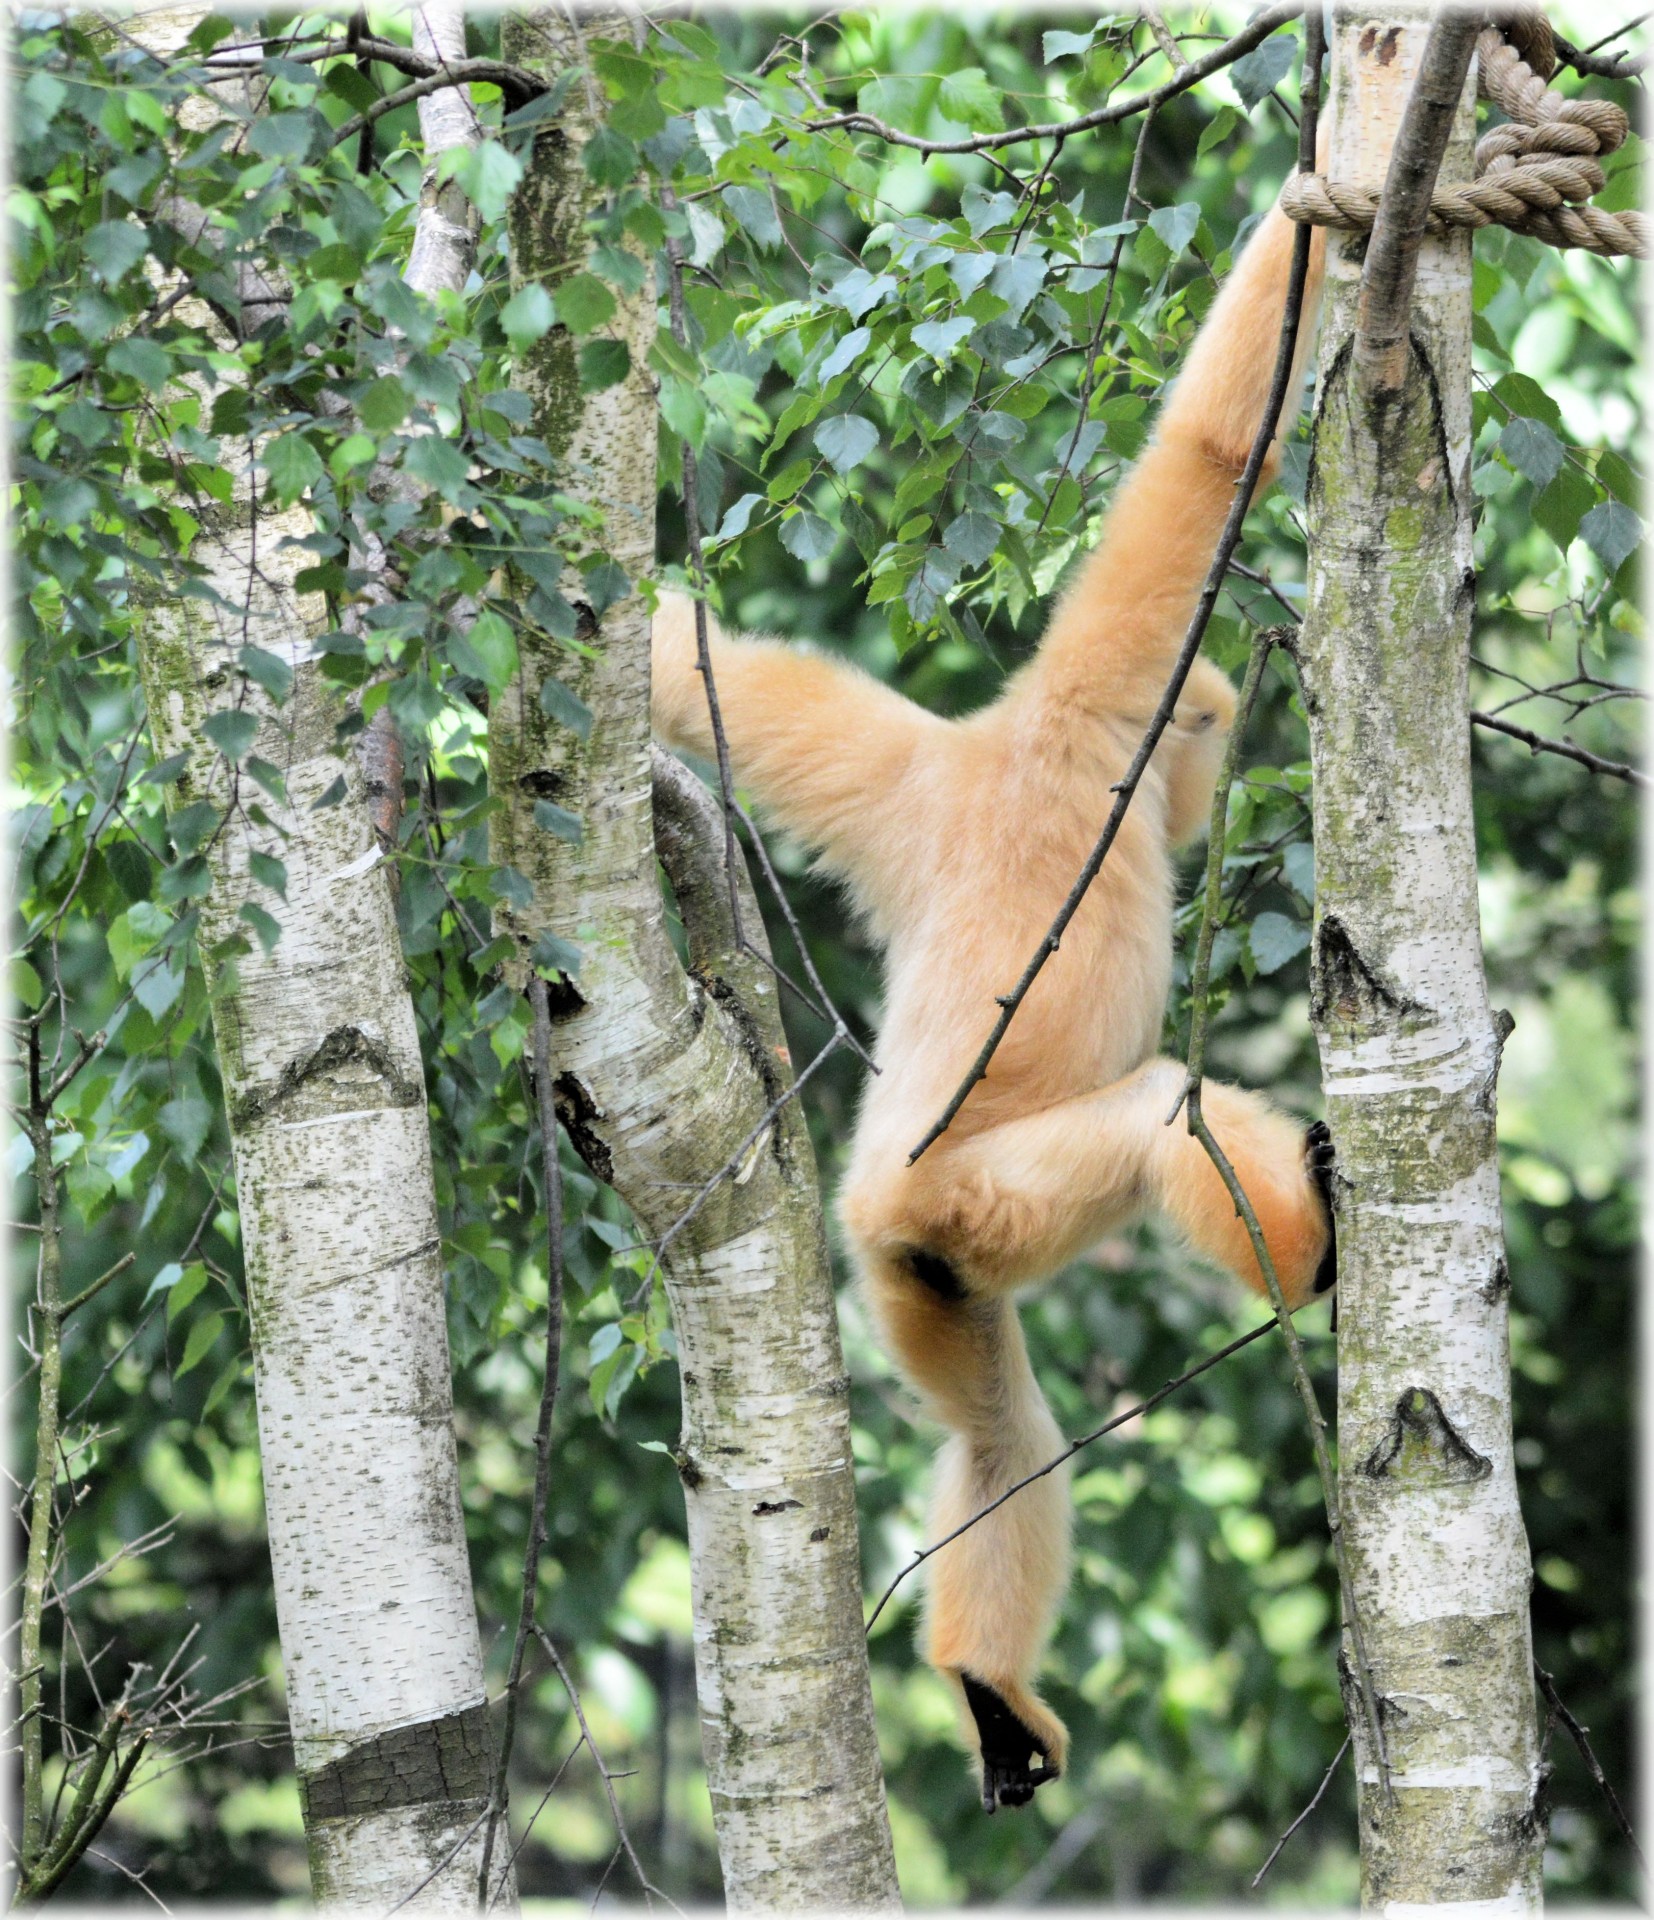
(1280, 13), (1647, 259)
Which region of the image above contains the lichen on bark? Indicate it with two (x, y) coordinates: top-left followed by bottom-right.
(492, 15), (898, 1908)
(1300, 9), (1543, 1911)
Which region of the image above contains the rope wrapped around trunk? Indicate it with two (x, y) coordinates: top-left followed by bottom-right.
(1280, 13), (1647, 260)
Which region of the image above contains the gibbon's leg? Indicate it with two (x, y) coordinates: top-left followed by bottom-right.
(902, 1058), (1332, 1302)
(1158, 653), (1238, 848)
(861, 1258), (1071, 1812)
(1034, 197), (1327, 715)
(651, 590), (943, 882)
(846, 1071), (1329, 1809)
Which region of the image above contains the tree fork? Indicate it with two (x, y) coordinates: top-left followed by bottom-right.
(493, 12), (898, 1907)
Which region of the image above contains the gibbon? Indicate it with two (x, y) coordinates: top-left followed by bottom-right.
(652, 183), (1332, 1811)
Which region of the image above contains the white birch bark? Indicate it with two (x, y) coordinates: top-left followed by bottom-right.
(130, 11), (502, 1908)
(493, 12), (900, 1908)
(1300, 9), (1543, 1910)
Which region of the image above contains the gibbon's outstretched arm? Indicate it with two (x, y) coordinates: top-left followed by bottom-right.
(651, 591), (944, 919)
(1036, 198), (1326, 716)
(649, 167), (1334, 1818)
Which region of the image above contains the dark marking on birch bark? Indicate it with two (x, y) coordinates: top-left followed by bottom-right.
(752, 1497), (802, 1516)
(298, 1699), (491, 1822)
(809, 1525), (830, 1543)
(1480, 1256), (1511, 1304)
(542, 975), (586, 1019)
(553, 1072), (614, 1182)
(234, 1023), (422, 1125)
(519, 766), (573, 802)
(1311, 914), (1427, 1029)
(1359, 1386), (1492, 1485)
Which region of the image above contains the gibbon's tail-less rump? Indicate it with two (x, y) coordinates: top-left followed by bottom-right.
(652, 182), (1331, 1810)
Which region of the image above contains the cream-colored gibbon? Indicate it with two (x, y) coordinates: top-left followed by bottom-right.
(652, 181), (1333, 1811)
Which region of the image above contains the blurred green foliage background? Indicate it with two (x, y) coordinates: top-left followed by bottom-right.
(12, 4), (1640, 1906)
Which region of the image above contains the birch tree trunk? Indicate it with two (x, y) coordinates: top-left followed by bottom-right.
(131, 11), (501, 1906)
(1299, 8), (1544, 1909)
(492, 12), (900, 1908)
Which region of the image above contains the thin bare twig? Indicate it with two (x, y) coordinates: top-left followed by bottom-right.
(910, 104), (1322, 1164)
(1470, 710), (1644, 787)
(1252, 1735), (1350, 1887)
(864, 1315), (1281, 1635)
(532, 1627), (682, 1914)
(1535, 1663), (1647, 1872)
(477, 973), (567, 1909)
(802, 2), (1304, 157)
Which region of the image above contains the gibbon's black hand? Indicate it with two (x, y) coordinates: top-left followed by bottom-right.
(1307, 1119), (1337, 1296)
(961, 1674), (1060, 1812)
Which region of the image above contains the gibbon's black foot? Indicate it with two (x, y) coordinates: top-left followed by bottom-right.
(1306, 1120), (1337, 1297)
(960, 1673), (1060, 1813)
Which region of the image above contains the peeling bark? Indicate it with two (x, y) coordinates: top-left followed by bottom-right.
(493, 14), (898, 1908)
(1300, 8), (1543, 1911)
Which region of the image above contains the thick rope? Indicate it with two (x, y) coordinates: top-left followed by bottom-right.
(1281, 18), (1647, 259)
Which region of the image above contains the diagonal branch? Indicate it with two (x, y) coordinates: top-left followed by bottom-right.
(909, 106), (1321, 1164)
(1353, 11), (1480, 399)
(802, 1), (1304, 157)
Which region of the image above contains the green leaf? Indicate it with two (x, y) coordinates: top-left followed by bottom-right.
(779, 510), (836, 563)
(175, 1311), (226, 1379)
(157, 1093), (213, 1162)
(937, 68), (1003, 132)
(531, 931), (583, 976)
(814, 414), (879, 474)
(1230, 31), (1298, 113)
(1579, 500), (1642, 574)
(579, 337), (630, 393)
(249, 850), (288, 898)
(533, 798), (583, 844)
(443, 141), (525, 223)
(11, 958), (42, 1011)
(1499, 416), (1564, 491)
(911, 315), (975, 361)
(240, 645), (293, 703)
(1493, 371), (1562, 433)
(84, 220), (148, 283)
(1531, 465), (1596, 555)
(203, 709), (259, 764)
(1248, 911), (1310, 975)
(201, 1355), (243, 1420)
(1147, 202), (1201, 258)
(263, 432), (324, 504)
(583, 124), (639, 188)
(722, 184), (782, 251)
(540, 675), (593, 739)
(658, 375), (707, 448)
(405, 435), (473, 501)
(1198, 104), (1242, 158)
(465, 610), (520, 693)
(359, 376), (410, 433)
(817, 326), (871, 385)
(501, 283), (556, 351)
(239, 901), (282, 953)
(1042, 27), (1096, 60)
(942, 511), (999, 567)
(163, 1263), (209, 1319)
(554, 272), (616, 336)
(106, 337), (172, 390)
(248, 110), (318, 162)
(713, 492), (763, 542)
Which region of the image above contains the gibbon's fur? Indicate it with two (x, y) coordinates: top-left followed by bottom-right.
(652, 186), (1331, 1810)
